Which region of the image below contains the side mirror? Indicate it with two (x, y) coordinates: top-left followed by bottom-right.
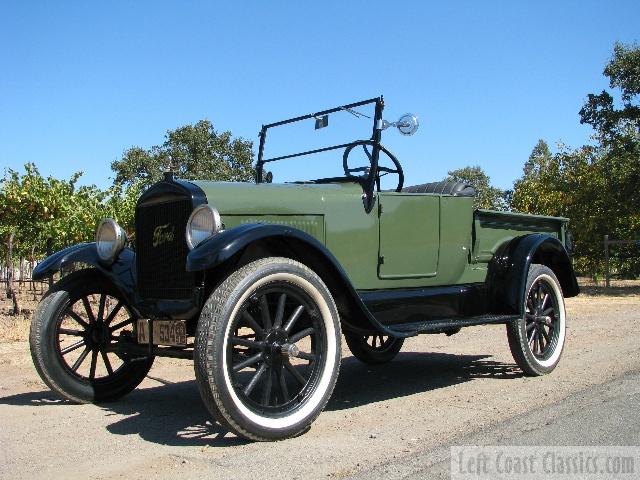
(382, 113), (419, 136)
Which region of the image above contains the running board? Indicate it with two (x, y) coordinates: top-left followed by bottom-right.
(385, 314), (520, 336)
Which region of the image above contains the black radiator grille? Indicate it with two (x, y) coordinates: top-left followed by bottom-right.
(135, 197), (195, 299)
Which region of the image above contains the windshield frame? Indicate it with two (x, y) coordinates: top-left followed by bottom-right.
(255, 97), (385, 212)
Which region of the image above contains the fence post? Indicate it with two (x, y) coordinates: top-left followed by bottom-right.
(604, 234), (610, 288)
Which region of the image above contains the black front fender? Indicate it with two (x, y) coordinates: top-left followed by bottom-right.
(186, 224), (333, 272)
(33, 243), (137, 303)
(489, 234), (580, 315)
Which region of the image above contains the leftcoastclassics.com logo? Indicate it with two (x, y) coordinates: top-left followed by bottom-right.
(152, 223), (175, 247)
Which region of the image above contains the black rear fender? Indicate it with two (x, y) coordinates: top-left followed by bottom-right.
(489, 234), (580, 315)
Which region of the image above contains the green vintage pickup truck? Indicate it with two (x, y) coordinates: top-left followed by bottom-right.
(30, 97), (579, 441)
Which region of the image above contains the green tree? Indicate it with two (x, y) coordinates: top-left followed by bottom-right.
(511, 143), (607, 276)
(111, 120), (255, 188)
(104, 180), (145, 235)
(512, 139), (559, 215)
(578, 42), (640, 277)
(512, 43), (640, 278)
(579, 42), (640, 145)
(522, 139), (553, 178)
(445, 165), (508, 210)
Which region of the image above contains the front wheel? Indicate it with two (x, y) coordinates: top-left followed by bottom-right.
(194, 257), (341, 441)
(29, 269), (154, 403)
(507, 264), (567, 376)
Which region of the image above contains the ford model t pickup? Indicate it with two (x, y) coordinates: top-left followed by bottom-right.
(30, 97), (579, 441)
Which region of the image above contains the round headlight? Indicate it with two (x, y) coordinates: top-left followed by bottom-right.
(95, 218), (127, 264)
(186, 204), (222, 250)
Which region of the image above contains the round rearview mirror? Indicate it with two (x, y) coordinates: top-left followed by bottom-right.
(397, 113), (419, 136)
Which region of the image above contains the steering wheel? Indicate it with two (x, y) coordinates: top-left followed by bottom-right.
(342, 140), (404, 192)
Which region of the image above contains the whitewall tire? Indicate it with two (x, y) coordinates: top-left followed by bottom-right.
(194, 257), (341, 441)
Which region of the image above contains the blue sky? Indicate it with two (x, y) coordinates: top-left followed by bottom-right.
(1, 1), (638, 191)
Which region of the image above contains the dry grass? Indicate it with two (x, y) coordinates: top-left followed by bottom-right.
(0, 289), (40, 342)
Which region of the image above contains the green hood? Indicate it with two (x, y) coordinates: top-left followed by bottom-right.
(190, 181), (362, 216)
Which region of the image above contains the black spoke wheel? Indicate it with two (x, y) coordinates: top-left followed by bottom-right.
(30, 269), (154, 402)
(507, 264), (566, 376)
(344, 331), (404, 364)
(228, 283), (324, 414)
(195, 257), (341, 441)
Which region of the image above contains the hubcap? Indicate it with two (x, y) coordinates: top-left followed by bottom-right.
(87, 322), (110, 349)
(281, 343), (300, 358)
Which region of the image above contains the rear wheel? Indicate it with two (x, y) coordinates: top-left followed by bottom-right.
(194, 257), (341, 441)
(344, 332), (404, 364)
(507, 264), (566, 376)
(29, 269), (154, 403)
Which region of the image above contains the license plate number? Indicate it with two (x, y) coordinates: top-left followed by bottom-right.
(137, 320), (187, 346)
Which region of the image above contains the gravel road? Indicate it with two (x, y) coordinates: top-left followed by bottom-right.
(0, 293), (638, 480)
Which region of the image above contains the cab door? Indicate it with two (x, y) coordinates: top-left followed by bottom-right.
(377, 192), (440, 279)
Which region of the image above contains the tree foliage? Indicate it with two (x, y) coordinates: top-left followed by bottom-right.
(445, 165), (508, 210)
(579, 42), (640, 145)
(513, 42), (640, 278)
(111, 120), (255, 188)
(1, 164), (105, 258)
(1, 120), (257, 265)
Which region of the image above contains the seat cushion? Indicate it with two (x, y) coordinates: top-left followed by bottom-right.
(401, 181), (476, 197)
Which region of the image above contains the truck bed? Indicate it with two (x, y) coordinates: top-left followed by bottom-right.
(472, 209), (568, 264)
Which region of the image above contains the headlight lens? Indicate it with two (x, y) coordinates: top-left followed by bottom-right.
(186, 204), (222, 250)
(95, 218), (127, 264)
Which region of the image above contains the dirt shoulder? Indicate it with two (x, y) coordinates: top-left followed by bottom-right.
(0, 290), (638, 480)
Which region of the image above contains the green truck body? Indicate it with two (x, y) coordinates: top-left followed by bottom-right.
(194, 181), (569, 290)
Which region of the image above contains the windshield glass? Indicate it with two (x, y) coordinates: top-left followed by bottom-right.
(258, 100), (377, 183)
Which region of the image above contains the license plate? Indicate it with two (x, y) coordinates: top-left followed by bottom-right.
(137, 319), (187, 346)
